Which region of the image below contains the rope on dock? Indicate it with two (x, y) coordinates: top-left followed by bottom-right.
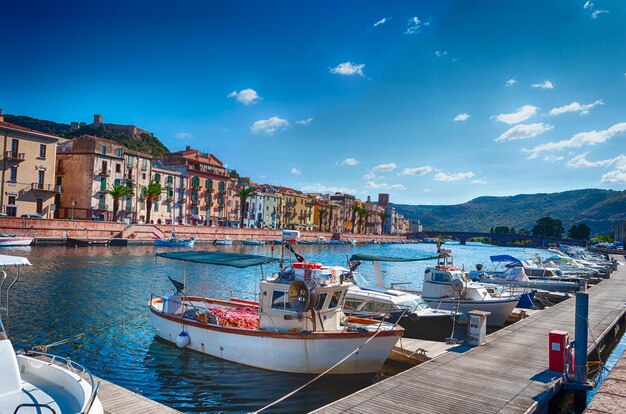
(33, 310), (147, 352)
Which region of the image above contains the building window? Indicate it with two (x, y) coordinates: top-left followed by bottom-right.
(127, 168), (133, 180)
(205, 179), (212, 189)
(11, 139), (19, 153)
(218, 181), (225, 191)
(8, 196), (16, 205)
(191, 176), (200, 188)
(167, 204), (171, 213)
(115, 148), (122, 157)
(9, 167), (17, 182)
(38, 171), (45, 186)
(36, 198), (43, 214)
(128, 157), (134, 167)
(154, 202), (158, 212)
(6, 196), (17, 217)
(39, 144), (46, 158)
(114, 179), (121, 186)
(102, 145), (107, 155)
(154, 173), (161, 182)
(142, 173), (146, 180)
(116, 163), (121, 173)
(191, 206), (199, 215)
(99, 194), (106, 210)
(100, 177), (107, 191)
(56, 176), (62, 186)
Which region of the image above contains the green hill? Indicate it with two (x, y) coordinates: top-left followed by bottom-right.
(4, 114), (169, 157)
(392, 189), (626, 236)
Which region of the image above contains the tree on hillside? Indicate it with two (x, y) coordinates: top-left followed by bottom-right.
(494, 226), (516, 234)
(105, 184), (133, 221)
(568, 223), (591, 240)
(144, 181), (163, 224)
(531, 216), (564, 237)
(235, 187), (256, 228)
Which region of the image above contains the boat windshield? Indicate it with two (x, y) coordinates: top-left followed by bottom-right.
(397, 297), (429, 311)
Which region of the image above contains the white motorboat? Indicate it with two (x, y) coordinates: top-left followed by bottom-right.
(0, 254), (103, 414)
(0, 233), (33, 247)
(148, 231), (403, 374)
(421, 251), (519, 327)
(214, 237), (233, 246)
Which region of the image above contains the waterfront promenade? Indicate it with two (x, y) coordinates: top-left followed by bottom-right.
(313, 255), (626, 414)
(585, 348), (626, 413)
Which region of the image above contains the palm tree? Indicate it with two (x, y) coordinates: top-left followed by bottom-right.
(351, 205), (360, 234)
(359, 208), (373, 234)
(378, 212), (391, 234)
(105, 184), (133, 221)
(327, 204), (338, 232)
(144, 180), (163, 224)
(236, 187), (256, 228)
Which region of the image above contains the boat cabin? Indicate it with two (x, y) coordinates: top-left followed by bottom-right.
(423, 266), (491, 301)
(260, 262), (351, 332)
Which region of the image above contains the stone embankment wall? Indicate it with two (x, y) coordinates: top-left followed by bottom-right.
(0, 217), (406, 242)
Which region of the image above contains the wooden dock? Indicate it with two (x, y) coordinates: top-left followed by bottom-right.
(314, 255), (626, 414)
(88, 373), (182, 414)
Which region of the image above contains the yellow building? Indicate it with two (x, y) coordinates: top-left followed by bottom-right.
(0, 116), (60, 217)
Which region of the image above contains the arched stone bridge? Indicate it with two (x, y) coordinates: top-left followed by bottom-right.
(410, 231), (587, 247)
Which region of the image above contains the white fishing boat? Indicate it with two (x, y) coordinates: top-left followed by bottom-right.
(149, 231), (403, 374)
(0, 233), (33, 247)
(154, 234), (195, 247)
(214, 237), (233, 246)
(0, 255), (103, 414)
(421, 251), (519, 327)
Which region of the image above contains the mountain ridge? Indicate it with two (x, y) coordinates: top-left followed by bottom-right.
(391, 188), (626, 236)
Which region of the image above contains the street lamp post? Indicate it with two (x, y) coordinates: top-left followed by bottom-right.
(70, 198), (75, 220)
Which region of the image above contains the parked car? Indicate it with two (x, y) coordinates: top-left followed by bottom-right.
(21, 214), (44, 219)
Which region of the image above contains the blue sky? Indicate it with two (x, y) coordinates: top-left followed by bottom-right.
(1, 0), (625, 204)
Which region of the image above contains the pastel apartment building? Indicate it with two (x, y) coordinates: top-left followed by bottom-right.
(0, 112), (61, 218)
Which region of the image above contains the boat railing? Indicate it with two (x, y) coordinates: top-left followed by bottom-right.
(18, 349), (100, 413)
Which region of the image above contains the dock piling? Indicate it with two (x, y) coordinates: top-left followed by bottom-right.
(574, 291), (590, 410)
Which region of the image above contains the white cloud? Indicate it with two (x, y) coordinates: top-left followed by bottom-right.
(365, 181), (407, 190)
(435, 50), (447, 58)
(531, 80), (554, 89)
(524, 122), (626, 159)
(251, 116), (290, 136)
(433, 171), (475, 182)
(601, 171), (626, 183)
(301, 183), (356, 194)
(566, 153), (626, 169)
(544, 155), (564, 162)
(584, 1), (594, 10)
(291, 168), (301, 175)
(329, 62), (365, 77)
(506, 78), (518, 87)
(227, 88), (262, 105)
(175, 132), (192, 140)
(591, 9), (609, 19)
(405, 16), (422, 34)
(496, 123), (554, 142)
(491, 105), (539, 125)
(362, 172), (377, 180)
(423, 188), (431, 192)
(373, 163), (397, 172)
(340, 158), (360, 166)
(398, 166), (433, 176)
(471, 179), (487, 185)
(549, 100), (603, 116)
(453, 113), (470, 122)
(296, 118), (314, 126)
(373, 17), (389, 28)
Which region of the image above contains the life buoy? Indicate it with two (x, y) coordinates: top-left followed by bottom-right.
(292, 262), (323, 270)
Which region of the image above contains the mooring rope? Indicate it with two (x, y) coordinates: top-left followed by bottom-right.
(33, 310), (147, 352)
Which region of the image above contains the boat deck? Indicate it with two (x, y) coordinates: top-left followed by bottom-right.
(313, 255), (626, 414)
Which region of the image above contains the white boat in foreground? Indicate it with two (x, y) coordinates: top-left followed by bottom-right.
(149, 232), (403, 374)
(0, 254), (103, 414)
(0, 233), (33, 247)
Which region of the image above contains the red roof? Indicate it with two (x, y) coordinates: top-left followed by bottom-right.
(0, 120), (60, 140)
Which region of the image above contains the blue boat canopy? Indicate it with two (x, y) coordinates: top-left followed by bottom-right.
(349, 254), (439, 263)
(489, 254), (521, 263)
(156, 251), (279, 268)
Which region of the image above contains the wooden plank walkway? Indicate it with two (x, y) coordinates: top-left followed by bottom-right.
(314, 255), (626, 414)
(585, 349), (626, 414)
(90, 373), (181, 414)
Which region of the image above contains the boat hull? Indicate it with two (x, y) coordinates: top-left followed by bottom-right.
(149, 308), (401, 374)
(241, 240), (265, 246)
(0, 238), (33, 246)
(214, 240), (233, 246)
(423, 297), (518, 327)
(154, 239), (195, 247)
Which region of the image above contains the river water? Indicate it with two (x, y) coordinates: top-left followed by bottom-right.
(3, 242), (549, 413)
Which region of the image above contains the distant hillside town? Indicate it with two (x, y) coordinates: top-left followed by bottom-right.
(0, 110), (410, 234)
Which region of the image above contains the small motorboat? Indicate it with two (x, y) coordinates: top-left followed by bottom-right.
(67, 237), (110, 247)
(214, 237), (233, 246)
(149, 231), (403, 374)
(155, 234), (195, 247)
(0, 233), (33, 247)
(241, 239), (266, 246)
(0, 254), (103, 414)
(326, 240), (345, 245)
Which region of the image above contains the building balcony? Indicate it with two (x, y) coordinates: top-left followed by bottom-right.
(98, 169), (111, 177)
(190, 199), (200, 205)
(4, 151), (25, 162)
(92, 204), (109, 211)
(31, 183), (62, 193)
(140, 165), (148, 171)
